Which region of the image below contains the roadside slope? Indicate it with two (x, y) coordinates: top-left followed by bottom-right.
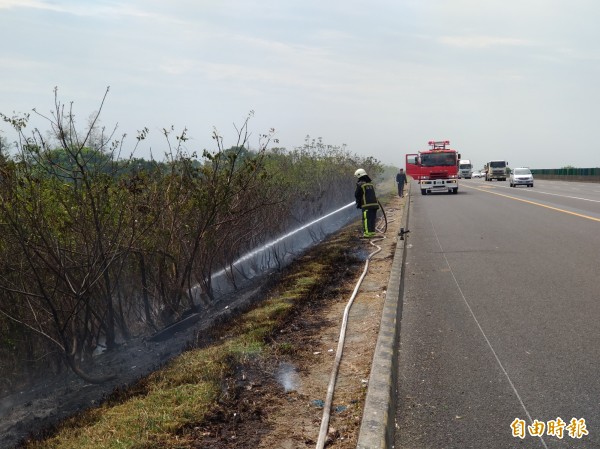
(251, 192), (406, 448)
(14, 187), (406, 449)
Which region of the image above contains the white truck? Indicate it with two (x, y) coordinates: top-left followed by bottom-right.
(484, 160), (509, 181)
(458, 159), (473, 179)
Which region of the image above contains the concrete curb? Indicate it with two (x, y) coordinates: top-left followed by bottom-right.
(356, 191), (411, 449)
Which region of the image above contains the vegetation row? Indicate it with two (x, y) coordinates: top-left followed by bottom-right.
(0, 88), (381, 389)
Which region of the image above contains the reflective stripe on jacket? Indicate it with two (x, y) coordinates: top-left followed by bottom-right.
(355, 180), (379, 210)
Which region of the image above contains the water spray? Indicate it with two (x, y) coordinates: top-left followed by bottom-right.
(213, 202), (355, 278)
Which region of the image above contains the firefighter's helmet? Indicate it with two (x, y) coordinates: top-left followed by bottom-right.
(354, 168), (367, 178)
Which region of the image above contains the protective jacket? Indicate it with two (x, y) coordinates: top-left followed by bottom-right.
(355, 175), (379, 210)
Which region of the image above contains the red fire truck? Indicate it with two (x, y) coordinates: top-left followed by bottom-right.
(405, 140), (461, 195)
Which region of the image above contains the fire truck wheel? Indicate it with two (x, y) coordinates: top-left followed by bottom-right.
(452, 188), (458, 194)
(421, 189), (427, 195)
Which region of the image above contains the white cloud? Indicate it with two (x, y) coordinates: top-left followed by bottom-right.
(439, 35), (533, 49)
(0, 0), (172, 21)
(0, 56), (48, 70)
(0, 0), (47, 9)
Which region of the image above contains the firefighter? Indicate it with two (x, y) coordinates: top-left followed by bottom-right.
(354, 168), (380, 237)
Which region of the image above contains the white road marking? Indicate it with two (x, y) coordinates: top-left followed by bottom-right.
(429, 217), (550, 449)
(463, 182), (600, 203)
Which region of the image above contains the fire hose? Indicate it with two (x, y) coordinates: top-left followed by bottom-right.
(315, 201), (390, 448)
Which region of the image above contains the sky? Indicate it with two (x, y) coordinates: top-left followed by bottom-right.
(1, 0), (600, 170)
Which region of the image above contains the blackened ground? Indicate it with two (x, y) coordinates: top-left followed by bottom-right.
(0, 280), (271, 449)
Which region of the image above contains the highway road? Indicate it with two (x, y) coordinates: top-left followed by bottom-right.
(395, 178), (600, 449)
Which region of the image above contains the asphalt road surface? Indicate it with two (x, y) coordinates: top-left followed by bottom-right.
(395, 178), (600, 449)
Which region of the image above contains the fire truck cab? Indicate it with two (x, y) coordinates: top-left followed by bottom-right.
(406, 140), (460, 195)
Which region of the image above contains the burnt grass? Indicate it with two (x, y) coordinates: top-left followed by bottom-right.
(2, 223), (366, 449)
(187, 233), (364, 448)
